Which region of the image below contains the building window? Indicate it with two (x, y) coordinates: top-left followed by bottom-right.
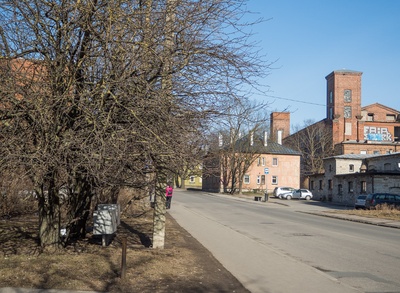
(319, 180), (323, 190)
(328, 180), (332, 190)
(261, 175), (265, 185)
(244, 175), (250, 184)
(360, 150), (367, 154)
(344, 89), (352, 102)
(272, 157), (278, 166)
(386, 114), (396, 121)
(271, 176), (278, 185)
(361, 181), (366, 193)
(348, 181), (353, 193)
(262, 157), (266, 166)
(344, 106), (352, 119)
(373, 151), (380, 154)
(338, 184), (343, 195)
(257, 158), (261, 166)
(367, 113), (374, 121)
(329, 164), (332, 172)
(349, 164), (354, 172)
(189, 176), (195, 183)
(257, 175), (261, 185)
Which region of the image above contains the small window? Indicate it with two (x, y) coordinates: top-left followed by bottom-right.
(328, 180), (332, 190)
(257, 175), (261, 185)
(261, 175), (265, 185)
(271, 176), (278, 185)
(272, 158), (278, 166)
(319, 180), (323, 190)
(257, 158), (261, 166)
(361, 181), (366, 193)
(348, 181), (353, 193)
(329, 164), (332, 172)
(244, 175), (250, 184)
(360, 150), (367, 154)
(373, 151), (380, 155)
(189, 176), (195, 183)
(262, 157), (266, 166)
(384, 163), (391, 171)
(367, 113), (374, 121)
(386, 114), (396, 121)
(338, 184), (343, 195)
(349, 164), (354, 172)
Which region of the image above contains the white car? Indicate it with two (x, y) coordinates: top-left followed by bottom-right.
(281, 189), (313, 200)
(273, 187), (295, 198)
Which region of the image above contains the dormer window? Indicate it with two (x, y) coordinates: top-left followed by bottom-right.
(349, 164), (354, 172)
(386, 114), (395, 121)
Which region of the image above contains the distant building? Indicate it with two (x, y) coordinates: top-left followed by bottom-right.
(268, 70), (400, 194)
(309, 152), (400, 204)
(202, 134), (301, 194)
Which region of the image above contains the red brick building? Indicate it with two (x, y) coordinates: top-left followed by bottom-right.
(276, 69), (400, 157)
(271, 69), (400, 191)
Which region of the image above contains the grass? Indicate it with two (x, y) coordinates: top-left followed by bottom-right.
(332, 204), (400, 221)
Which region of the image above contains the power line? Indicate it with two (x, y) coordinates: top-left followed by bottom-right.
(261, 94), (326, 107)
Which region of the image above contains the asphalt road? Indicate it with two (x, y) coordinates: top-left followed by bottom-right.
(168, 190), (400, 293)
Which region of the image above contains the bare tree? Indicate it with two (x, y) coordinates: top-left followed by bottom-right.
(284, 119), (334, 183)
(0, 0), (269, 249)
(216, 99), (270, 194)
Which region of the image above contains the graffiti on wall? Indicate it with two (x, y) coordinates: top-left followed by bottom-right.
(364, 126), (393, 141)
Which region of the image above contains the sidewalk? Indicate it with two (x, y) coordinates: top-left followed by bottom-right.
(212, 192), (400, 229)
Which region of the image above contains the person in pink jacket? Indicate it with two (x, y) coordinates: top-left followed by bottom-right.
(165, 185), (173, 209)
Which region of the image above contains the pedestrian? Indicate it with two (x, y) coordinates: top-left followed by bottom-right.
(166, 185), (173, 209)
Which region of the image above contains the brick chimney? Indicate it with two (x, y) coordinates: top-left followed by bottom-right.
(270, 112), (290, 143)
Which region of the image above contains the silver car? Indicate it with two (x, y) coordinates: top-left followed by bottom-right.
(354, 195), (367, 209)
(281, 189), (313, 200)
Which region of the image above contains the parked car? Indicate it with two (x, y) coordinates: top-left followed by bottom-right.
(354, 195), (367, 209)
(364, 193), (400, 209)
(273, 187), (295, 198)
(281, 189), (313, 200)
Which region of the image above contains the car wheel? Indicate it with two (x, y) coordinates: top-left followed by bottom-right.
(286, 195), (292, 200)
(305, 196), (311, 200)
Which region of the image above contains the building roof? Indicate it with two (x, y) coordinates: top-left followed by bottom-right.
(324, 154), (378, 160)
(232, 134), (301, 156)
(262, 141), (302, 155)
(361, 103), (400, 114)
(325, 69), (363, 79)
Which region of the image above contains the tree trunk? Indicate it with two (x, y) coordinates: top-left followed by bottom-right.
(66, 175), (93, 242)
(38, 179), (61, 250)
(152, 183), (166, 249)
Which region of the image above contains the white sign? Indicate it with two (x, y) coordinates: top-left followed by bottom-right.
(364, 126), (392, 141)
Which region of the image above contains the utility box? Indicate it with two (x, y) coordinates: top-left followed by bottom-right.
(93, 209), (118, 235)
(97, 204), (121, 225)
(93, 204), (121, 247)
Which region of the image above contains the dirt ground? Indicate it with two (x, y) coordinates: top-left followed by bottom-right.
(0, 202), (249, 293)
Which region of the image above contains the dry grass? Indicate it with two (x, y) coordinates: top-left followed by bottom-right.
(0, 197), (248, 293)
(334, 204), (400, 221)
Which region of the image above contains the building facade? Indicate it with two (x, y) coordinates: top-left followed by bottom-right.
(309, 153), (400, 205)
(202, 137), (301, 194)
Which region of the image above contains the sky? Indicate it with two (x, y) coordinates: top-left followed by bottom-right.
(243, 0), (400, 128)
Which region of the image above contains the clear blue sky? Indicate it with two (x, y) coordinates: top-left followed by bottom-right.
(244, 0), (400, 129)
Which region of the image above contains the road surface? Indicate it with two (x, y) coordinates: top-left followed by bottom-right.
(168, 190), (400, 293)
